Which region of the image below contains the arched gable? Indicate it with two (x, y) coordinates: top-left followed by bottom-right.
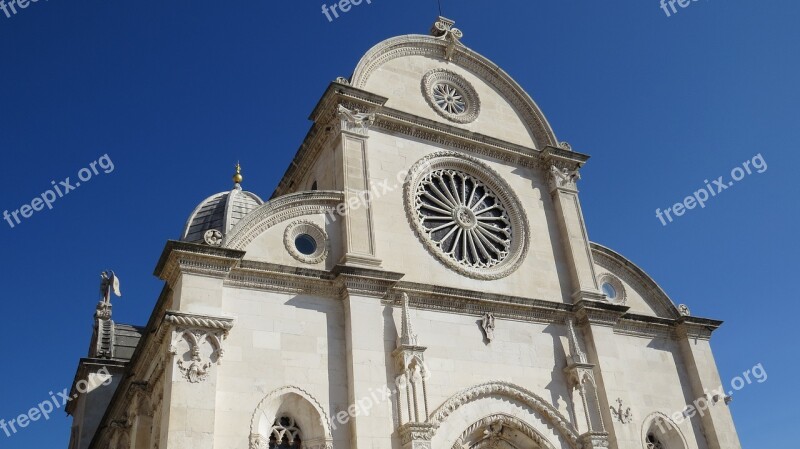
(591, 242), (682, 319)
(426, 381), (580, 449)
(223, 191), (342, 251)
(350, 31), (558, 150)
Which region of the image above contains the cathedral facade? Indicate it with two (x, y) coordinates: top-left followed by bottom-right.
(66, 17), (742, 449)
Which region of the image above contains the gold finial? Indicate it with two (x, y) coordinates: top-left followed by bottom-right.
(233, 162), (243, 184)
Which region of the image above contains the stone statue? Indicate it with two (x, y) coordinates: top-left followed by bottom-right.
(99, 270), (122, 305)
(481, 313), (495, 342)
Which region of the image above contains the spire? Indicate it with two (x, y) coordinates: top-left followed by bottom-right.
(232, 162), (243, 187)
(397, 293), (418, 347)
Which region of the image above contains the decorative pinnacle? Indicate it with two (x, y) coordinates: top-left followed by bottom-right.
(398, 293), (418, 347)
(233, 162), (243, 185)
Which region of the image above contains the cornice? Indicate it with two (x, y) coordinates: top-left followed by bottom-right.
(154, 241), (245, 286)
(389, 282), (572, 324)
(333, 264), (405, 298)
(574, 300), (629, 327)
(271, 83), (592, 199)
(675, 316), (722, 341)
(226, 261), (339, 297)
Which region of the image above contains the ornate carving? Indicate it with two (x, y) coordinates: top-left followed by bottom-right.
(336, 104), (375, 136)
(222, 190), (343, 250)
(203, 229), (223, 246)
(480, 313), (495, 342)
(610, 399), (632, 424)
(164, 311), (235, 332)
(678, 304), (691, 316)
(430, 16), (463, 61)
(283, 220), (329, 265)
(426, 381), (580, 448)
(549, 165), (582, 191)
(403, 152), (530, 280)
(165, 311), (233, 383)
(451, 414), (558, 449)
(421, 69), (480, 124)
(177, 345), (211, 383)
(559, 141), (573, 151)
(249, 386), (333, 443)
(597, 273), (627, 306)
(334, 76), (350, 85)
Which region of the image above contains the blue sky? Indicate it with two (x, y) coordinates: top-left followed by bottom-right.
(0, 0), (795, 447)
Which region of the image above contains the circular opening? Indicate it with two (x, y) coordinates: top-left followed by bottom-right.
(294, 234), (317, 255)
(601, 282), (617, 300)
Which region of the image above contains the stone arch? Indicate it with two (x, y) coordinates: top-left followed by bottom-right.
(452, 413), (559, 449)
(223, 191), (343, 250)
(641, 412), (689, 449)
(350, 34), (558, 149)
(249, 386), (333, 449)
(426, 381), (580, 449)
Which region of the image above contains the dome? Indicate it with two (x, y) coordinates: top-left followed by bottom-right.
(181, 184), (264, 245)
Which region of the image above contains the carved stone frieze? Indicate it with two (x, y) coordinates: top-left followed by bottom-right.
(164, 311), (234, 384)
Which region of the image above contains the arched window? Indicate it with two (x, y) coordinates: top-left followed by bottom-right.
(269, 416), (302, 449)
(646, 432), (665, 449)
(310, 181), (318, 191)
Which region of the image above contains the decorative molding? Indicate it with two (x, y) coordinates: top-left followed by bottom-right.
(578, 431), (610, 449)
(451, 414), (558, 449)
(402, 152), (530, 280)
(164, 311), (235, 333)
(421, 69), (480, 124)
(223, 191), (344, 251)
(597, 273), (627, 306)
(425, 381), (580, 449)
(283, 220), (329, 265)
(590, 243), (680, 319)
(249, 386), (333, 444)
(389, 283), (572, 325)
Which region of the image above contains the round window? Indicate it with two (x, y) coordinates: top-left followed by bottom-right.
(403, 152), (529, 280)
(422, 69), (480, 124)
(284, 221), (328, 264)
(601, 282), (617, 300)
(294, 234), (317, 255)
(597, 274), (626, 305)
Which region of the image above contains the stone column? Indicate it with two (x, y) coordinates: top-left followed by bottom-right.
(331, 104), (382, 268)
(676, 318), (742, 449)
(543, 146), (604, 304)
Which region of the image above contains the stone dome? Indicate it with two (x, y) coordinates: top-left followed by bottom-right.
(181, 184), (264, 244)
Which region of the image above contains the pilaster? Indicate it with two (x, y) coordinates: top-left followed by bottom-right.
(676, 317), (742, 449)
(543, 146), (604, 304)
(331, 104), (382, 268)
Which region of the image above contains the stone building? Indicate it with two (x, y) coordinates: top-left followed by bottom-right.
(66, 17), (742, 449)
